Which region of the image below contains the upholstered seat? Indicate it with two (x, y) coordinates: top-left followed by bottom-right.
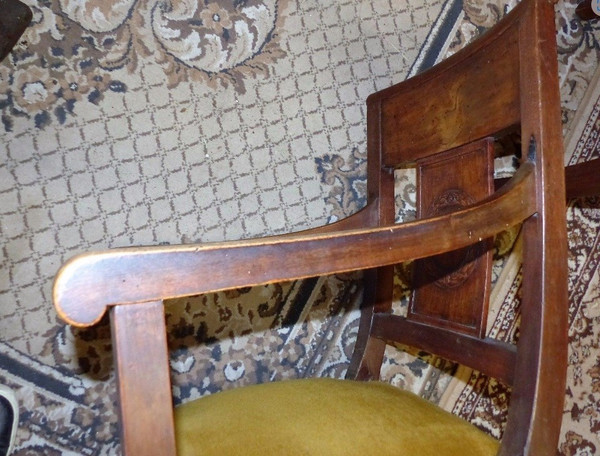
(175, 378), (499, 456)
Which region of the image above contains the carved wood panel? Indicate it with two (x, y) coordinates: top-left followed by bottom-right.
(408, 139), (494, 337)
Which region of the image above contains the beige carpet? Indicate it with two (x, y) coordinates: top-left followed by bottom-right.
(0, 0), (599, 454)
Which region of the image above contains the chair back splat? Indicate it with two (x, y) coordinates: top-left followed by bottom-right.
(53, 0), (567, 455)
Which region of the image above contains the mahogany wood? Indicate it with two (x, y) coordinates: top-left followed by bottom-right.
(347, 266), (393, 381)
(347, 97), (397, 381)
(351, 1), (568, 454)
(111, 302), (176, 456)
(52, 1), (569, 455)
(499, 1), (568, 454)
(375, 15), (520, 165)
(409, 139), (494, 337)
(371, 314), (516, 385)
(565, 158), (600, 199)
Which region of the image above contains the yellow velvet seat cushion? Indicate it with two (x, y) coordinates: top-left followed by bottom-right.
(174, 378), (499, 456)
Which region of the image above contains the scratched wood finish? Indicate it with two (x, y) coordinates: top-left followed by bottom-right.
(498, 1), (568, 454)
(111, 302), (176, 456)
(346, 97), (398, 381)
(52, 1), (569, 455)
(373, 14), (521, 166)
(409, 139), (494, 337)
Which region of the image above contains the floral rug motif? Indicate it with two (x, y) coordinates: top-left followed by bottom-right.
(2, 0), (288, 130)
(558, 67), (600, 455)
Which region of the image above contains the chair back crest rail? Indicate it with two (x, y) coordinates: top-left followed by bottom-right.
(52, 1), (567, 455)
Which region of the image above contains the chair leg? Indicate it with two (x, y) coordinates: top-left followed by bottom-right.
(347, 266), (394, 380)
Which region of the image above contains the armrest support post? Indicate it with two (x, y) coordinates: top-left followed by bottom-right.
(111, 301), (176, 456)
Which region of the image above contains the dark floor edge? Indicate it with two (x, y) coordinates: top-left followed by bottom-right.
(408, 0), (464, 77)
(0, 344), (83, 402)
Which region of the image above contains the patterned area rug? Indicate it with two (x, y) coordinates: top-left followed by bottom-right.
(0, 0), (599, 454)
(559, 66), (600, 454)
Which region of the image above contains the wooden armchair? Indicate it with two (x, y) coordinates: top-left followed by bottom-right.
(53, 0), (568, 455)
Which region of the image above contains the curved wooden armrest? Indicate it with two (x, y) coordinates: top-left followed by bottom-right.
(54, 162), (536, 327)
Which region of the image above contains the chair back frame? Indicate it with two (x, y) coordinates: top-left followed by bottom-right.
(349, 1), (567, 454)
